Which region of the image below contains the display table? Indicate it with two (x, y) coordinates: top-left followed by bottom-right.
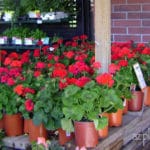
(2, 106), (150, 150)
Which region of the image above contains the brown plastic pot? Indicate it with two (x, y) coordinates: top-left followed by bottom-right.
(74, 121), (98, 148)
(123, 99), (128, 115)
(4, 113), (23, 136)
(101, 112), (109, 118)
(98, 112), (109, 138)
(98, 126), (108, 139)
(143, 86), (150, 106)
(29, 119), (47, 142)
(109, 109), (123, 127)
(128, 91), (144, 111)
(58, 128), (74, 145)
(24, 118), (31, 134)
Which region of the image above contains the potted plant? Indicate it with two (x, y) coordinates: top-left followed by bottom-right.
(3, 0), (26, 21)
(0, 84), (24, 136)
(30, 28), (47, 45)
(111, 42), (143, 112)
(0, 51), (28, 136)
(2, 26), (30, 45)
(17, 52), (63, 141)
(136, 43), (150, 106)
(61, 75), (123, 148)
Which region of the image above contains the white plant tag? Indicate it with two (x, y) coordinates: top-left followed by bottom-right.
(25, 39), (33, 45)
(133, 63), (147, 90)
(15, 38), (22, 45)
(123, 99), (126, 106)
(37, 19), (42, 24)
(0, 38), (5, 44)
(66, 131), (71, 137)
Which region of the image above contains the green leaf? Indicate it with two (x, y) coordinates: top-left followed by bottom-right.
(63, 106), (84, 121)
(45, 119), (55, 130)
(84, 80), (96, 89)
(81, 90), (98, 101)
(51, 107), (62, 119)
(82, 101), (94, 112)
(32, 111), (44, 125)
(61, 118), (74, 133)
(93, 117), (108, 130)
(63, 85), (80, 98)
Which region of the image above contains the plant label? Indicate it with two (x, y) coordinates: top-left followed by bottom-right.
(0, 38), (5, 44)
(37, 19), (42, 24)
(133, 63), (147, 90)
(15, 38), (22, 45)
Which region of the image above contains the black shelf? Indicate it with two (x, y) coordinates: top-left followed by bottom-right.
(0, 18), (69, 24)
(0, 45), (41, 52)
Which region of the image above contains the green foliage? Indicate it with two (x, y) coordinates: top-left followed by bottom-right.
(61, 80), (123, 132)
(31, 29), (46, 40)
(3, 0), (77, 18)
(3, 0), (16, 11)
(0, 84), (21, 115)
(19, 76), (63, 130)
(2, 27), (46, 40)
(2, 26), (31, 38)
(0, 130), (5, 148)
(140, 55), (150, 86)
(31, 140), (64, 150)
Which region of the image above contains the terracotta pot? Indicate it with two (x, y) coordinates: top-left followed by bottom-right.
(123, 99), (128, 115)
(101, 112), (109, 118)
(98, 112), (109, 138)
(98, 126), (108, 139)
(109, 109), (123, 127)
(24, 118), (31, 134)
(74, 121), (98, 148)
(29, 119), (47, 142)
(58, 128), (74, 145)
(128, 91), (144, 111)
(4, 113), (23, 136)
(143, 86), (150, 106)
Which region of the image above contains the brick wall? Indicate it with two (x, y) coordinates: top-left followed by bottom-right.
(111, 0), (150, 43)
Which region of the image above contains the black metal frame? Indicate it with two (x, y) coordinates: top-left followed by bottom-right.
(0, 0), (92, 53)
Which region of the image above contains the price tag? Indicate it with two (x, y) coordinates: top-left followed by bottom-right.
(123, 99), (126, 106)
(37, 19), (42, 24)
(0, 38), (5, 44)
(15, 38), (22, 45)
(133, 63), (147, 90)
(24, 39), (33, 45)
(66, 131), (71, 137)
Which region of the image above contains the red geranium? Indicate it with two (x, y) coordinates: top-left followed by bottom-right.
(92, 62), (101, 69)
(34, 70), (41, 77)
(7, 77), (15, 86)
(4, 57), (12, 66)
(75, 76), (91, 87)
(14, 84), (24, 95)
(80, 34), (88, 40)
(118, 60), (128, 67)
(96, 73), (114, 87)
(36, 62), (46, 69)
(52, 68), (68, 79)
(25, 99), (34, 112)
(63, 51), (75, 59)
(10, 60), (22, 68)
(33, 49), (40, 57)
(59, 79), (68, 90)
(109, 63), (120, 74)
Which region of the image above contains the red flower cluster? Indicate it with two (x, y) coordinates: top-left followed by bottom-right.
(0, 51), (30, 86)
(25, 99), (34, 112)
(14, 84), (35, 97)
(96, 73), (114, 87)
